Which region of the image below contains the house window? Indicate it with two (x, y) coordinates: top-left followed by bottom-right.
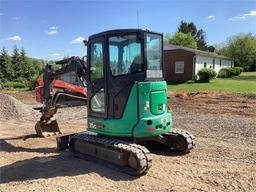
(204, 62), (207, 68)
(220, 59), (222, 67)
(175, 61), (184, 74)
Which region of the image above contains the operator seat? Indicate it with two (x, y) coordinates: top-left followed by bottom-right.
(130, 55), (142, 73)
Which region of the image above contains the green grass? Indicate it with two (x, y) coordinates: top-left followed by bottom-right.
(168, 72), (256, 94)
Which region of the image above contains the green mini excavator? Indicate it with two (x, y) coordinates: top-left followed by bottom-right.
(57, 29), (195, 176)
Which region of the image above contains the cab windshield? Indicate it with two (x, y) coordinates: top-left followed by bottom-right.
(109, 34), (143, 76)
(145, 33), (163, 78)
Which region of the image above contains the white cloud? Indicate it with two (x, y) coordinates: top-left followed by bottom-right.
(12, 16), (21, 20)
(244, 10), (256, 17)
(71, 36), (85, 44)
(228, 16), (245, 21)
(47, 26), (58, 35)
(47, 30), (58, 35)
(228, 10), (256, 21)
(6, 35), (22, 41)
(49, 26), (58, 30)
(50, 53), (61, 57)
(207, 15), (215, 19)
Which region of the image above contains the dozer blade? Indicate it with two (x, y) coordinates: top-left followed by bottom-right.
(35, 120), (61, 137)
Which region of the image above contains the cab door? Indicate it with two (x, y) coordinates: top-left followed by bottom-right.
(87, 38), (107, 118)
(107, 33), (145, 119)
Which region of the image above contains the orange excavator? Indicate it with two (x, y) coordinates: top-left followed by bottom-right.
(35, 56), (87, 137)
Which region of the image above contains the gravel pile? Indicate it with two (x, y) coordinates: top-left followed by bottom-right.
(0, 93), (38, 121)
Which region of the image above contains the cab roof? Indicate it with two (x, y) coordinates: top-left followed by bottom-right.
(88, 29), (162, 40)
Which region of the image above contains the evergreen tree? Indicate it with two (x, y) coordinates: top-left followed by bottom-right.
(195, 29), (208, 50)
(20, 47), (34, 80)
(177, 21), (208, 50)
(178, 20), (197, 37)
(0, 47), (14, 81)
(12, 45), (21, 79)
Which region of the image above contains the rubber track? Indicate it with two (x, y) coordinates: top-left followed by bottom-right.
(166, 129), (196, 153)
(70, 132), (152, 176)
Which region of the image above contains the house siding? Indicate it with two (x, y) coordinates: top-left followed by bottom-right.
(195, 55), (214, 75)
(221, 59), (232, 68)
(164, 49), (195, 82)
(195, 55), (232, 78)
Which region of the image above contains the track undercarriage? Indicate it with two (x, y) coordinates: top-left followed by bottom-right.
(57, 129), (195, 176)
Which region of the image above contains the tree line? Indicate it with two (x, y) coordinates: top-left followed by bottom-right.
(1, 21), (255, 89)
(217, 33), (256, 71)
(165, 21), (256, 71)
(0, 46), (46, 88)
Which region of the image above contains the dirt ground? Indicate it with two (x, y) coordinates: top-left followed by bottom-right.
(0, 90), (256, 192)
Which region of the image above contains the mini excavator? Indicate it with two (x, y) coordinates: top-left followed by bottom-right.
(35, 56), (87, 136)
(36, 29), (195, 175)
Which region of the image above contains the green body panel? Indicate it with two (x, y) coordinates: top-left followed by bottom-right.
(88, 81), (172, 138)
(150, 91), (166, 115)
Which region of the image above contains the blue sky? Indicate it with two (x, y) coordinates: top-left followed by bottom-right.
(0, 0), (256, 60)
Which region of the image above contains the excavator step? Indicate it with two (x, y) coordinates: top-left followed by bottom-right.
(68, 132), (152, 176)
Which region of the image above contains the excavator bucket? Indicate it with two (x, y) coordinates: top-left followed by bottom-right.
(35, 120), (61, 137)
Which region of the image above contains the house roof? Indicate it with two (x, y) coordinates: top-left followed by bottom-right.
(164, 44), (233, 60)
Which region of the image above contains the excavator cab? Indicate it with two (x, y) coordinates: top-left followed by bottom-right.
(86, 29), (171, 138)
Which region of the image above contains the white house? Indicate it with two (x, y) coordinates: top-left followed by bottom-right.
(164, 44), (234, 82)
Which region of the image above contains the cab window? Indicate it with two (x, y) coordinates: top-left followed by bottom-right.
(145, 33), (163, 78)
(109, 35), (142, 76)
(90, 42), (103, 81)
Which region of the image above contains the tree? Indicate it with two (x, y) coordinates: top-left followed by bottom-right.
(12, 46), (21, 79)
(28, 58), (44, 76)
(177, 21), (208, 50)
(218, 33), (256, 71)
(0, 47), (14, 81)
(20, 47), (35, 80)
(178, 20), (197, 37)
(0, 46), (46, 88)
(165, 32), (197, 49)
(195, 29), (208, 50)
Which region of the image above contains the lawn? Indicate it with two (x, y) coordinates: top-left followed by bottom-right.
(168, 72), (256, 94)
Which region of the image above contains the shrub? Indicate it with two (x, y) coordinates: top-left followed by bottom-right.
(230, 67), (243, 76)
(3, 81), (26, 88)
(218, 67), (243, 78)
(234, 67), (243, 74)
(197, 68), (217, 82)
(15, 77), (28, 86)
(218, 68), (231, 78)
